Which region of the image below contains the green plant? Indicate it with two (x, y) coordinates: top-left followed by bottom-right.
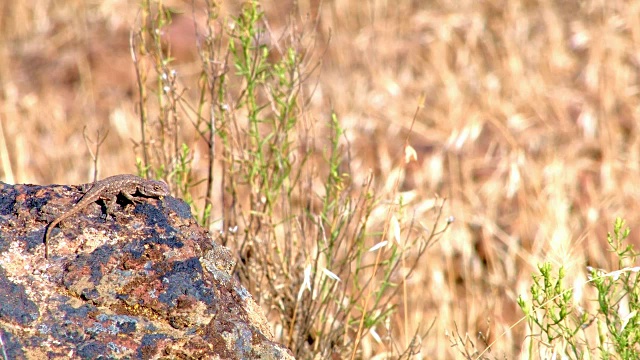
(129, 1), (450, 358)
(590, 218), (640, 359)
(515, 218), (640, 360)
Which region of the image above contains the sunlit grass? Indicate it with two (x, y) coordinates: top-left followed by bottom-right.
(2, 0), (640, 358)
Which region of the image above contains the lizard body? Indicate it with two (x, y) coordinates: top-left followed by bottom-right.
(44, 174), (170, 259)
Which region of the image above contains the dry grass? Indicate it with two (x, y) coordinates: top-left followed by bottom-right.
(2, 0), (640, 358)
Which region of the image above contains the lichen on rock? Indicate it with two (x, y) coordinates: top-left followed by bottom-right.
(0, 180), (293, 359)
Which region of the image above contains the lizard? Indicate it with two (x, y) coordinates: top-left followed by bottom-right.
(43, 174), (170, 259)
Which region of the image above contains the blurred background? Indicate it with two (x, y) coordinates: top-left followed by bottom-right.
(2, 0), (640, 358)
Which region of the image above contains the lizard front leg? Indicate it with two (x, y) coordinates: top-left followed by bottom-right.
(120, 190), (141, 204)
(103, 190), (143, 218)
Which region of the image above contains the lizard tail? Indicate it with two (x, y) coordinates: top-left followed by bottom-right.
(44, 221), (58, 259)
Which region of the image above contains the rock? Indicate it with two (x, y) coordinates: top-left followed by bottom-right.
(0, 179), (294, 359)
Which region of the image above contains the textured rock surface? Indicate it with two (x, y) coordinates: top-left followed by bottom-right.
(0, 180), (293, 359)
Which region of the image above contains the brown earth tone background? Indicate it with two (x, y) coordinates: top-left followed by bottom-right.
(2, 0), (640, 358)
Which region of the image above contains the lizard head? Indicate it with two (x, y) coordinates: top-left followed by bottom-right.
(142, 180), (171, 198)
